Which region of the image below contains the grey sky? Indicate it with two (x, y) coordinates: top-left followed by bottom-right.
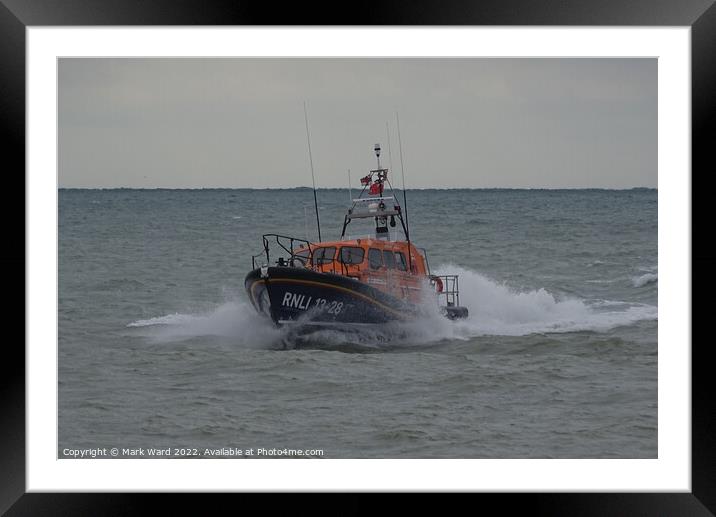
(59, 58), (656, 189)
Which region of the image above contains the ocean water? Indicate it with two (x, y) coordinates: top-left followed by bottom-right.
(58, 188), (657, 458)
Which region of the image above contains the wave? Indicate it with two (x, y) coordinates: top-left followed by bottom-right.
(631, 273), (658, 288)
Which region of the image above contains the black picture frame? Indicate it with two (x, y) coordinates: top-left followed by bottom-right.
(5, 0), (713, 514)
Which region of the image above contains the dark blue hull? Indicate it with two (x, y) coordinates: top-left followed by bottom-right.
(244, 267), (419, 326)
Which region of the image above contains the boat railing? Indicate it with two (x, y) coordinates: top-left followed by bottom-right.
(342, 229), (402, 241)
(251, 233), (314, 269)
(432, 274), (461, 307)
(250, 250), (264, 270)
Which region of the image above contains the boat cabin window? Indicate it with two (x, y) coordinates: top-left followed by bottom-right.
(292, 248), (310, 266)
(312, 246), (336, 265)
(394, 251), (408, 271)
(368, 248), (383, 270)
(383, 250), (396, 269)
(340, 246), (365, 265)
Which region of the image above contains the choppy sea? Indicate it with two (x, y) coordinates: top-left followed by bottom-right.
(59, 188), (657, 458)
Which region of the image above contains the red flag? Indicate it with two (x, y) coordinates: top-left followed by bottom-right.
(360, 175), (371, 186)
(369, 182), (381, 195)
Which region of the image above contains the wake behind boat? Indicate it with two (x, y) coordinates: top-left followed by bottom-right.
(244, 142), (468, 332)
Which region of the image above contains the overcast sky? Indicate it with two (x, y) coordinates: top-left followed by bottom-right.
(59, 58), (656, 189)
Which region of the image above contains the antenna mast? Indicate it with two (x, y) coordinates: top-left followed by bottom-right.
(386, 122), (394, 172)
(396, 112), (412, 271)
(303, 101), (322, 242)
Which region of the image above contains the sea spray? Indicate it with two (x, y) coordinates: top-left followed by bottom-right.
(126, 299), (283, 345)
(433, 265), (657, 337)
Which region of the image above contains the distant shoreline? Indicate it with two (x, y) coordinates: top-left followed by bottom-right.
(58, 187), (657, 192)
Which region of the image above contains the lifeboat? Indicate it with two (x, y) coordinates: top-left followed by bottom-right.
(244, 143), (469, 330)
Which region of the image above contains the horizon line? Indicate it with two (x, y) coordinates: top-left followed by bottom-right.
(58, 186), (658, 191)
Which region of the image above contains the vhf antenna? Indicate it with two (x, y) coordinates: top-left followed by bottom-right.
(396, 112), (412, 271)
(303, 101), (322, 242)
